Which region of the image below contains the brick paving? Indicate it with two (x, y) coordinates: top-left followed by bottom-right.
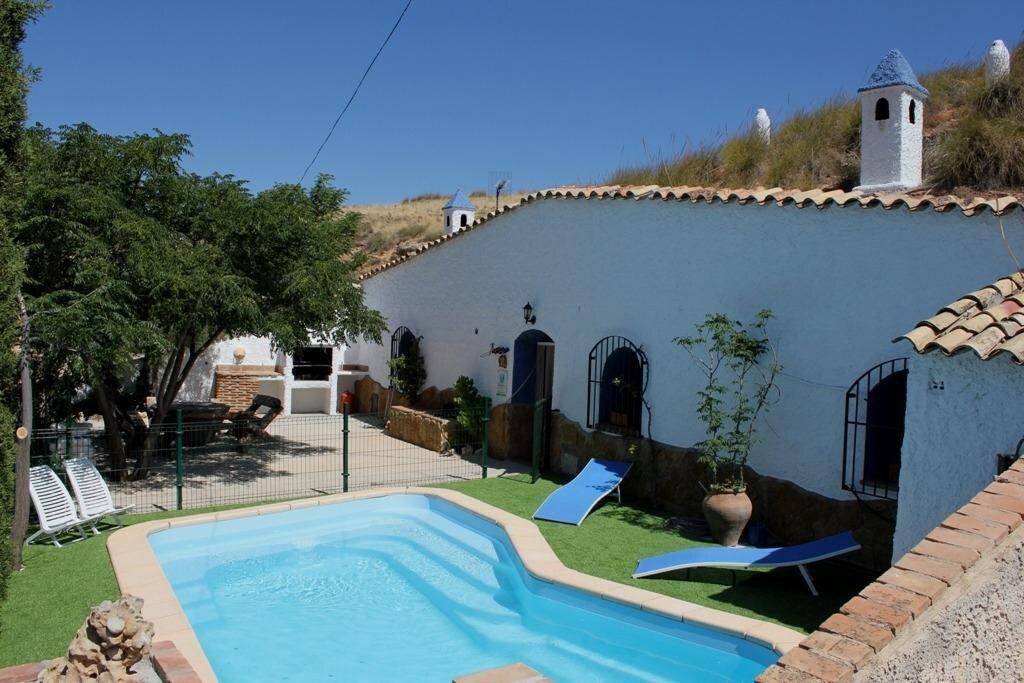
(106, 414), (527, 513)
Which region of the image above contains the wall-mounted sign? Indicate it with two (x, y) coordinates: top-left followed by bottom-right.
(496, 368), (508, 397)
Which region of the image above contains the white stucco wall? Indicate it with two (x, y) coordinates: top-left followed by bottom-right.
(177, 336), (280, 402)
(350, 197), (1024, 503)
(893, 352), (1024, 559)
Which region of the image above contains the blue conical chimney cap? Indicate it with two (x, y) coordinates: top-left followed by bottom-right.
(858, 49), (928, 97)
(442, 189), (475, 210)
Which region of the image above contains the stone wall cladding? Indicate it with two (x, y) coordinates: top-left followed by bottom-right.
(548, 412), (895, 569)
(756, 457), (1024, 682)
(385, 405), (457, 452)
(213, 365), (279, 413)
(353, 376), (454, 415)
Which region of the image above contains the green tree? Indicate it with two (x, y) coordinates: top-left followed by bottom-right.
(0, 0), (46, 588)
(16, 125), (385, 478)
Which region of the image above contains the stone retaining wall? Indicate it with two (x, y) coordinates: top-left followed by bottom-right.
(385, 405), (457, 453)
(548, 411), (896, 569)
(353, 376), (454, 414)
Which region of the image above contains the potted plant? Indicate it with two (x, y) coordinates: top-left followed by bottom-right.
(675, 310), (781, 546)
(387, 339), (426, 405)
(453, 375), (485, 451)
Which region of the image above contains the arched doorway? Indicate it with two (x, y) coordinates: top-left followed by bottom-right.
(511, 329), (554, 405)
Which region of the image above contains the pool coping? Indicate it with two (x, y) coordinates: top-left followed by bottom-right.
(107, 487), (804, 682)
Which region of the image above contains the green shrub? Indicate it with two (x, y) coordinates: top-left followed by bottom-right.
(932, 115), (1024, 190)
(387, 340), (426, 405)
(453, 375), (484, 448)
(396, 223), (428, 241)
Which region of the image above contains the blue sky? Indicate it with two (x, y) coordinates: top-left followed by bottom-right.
(24, 1), (1024, 204)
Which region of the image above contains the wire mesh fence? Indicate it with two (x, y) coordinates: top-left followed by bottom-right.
(29, 403), (503, 515)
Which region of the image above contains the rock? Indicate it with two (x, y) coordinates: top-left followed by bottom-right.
(38, 594), (154, 683)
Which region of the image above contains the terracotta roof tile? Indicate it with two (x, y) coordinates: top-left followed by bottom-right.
(897, 270), (1024, 364)
(360, 185), (1023, 280)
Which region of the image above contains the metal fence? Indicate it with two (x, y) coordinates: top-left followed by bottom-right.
(30, 403), (501, 514)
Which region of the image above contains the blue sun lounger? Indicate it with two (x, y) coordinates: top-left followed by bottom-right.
(632, 531), (860, 596)
(533, 458), (632, 525)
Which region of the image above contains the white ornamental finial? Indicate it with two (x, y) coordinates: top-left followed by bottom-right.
(984, 39), (1010, 85)
(754, 108), (770, 145)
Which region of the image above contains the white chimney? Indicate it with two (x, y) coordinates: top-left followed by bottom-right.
(754, 108), (771, 145)
(442, 189), (475, 237)
(985, 40), (1011, 85)
(854, 49), (928, 194)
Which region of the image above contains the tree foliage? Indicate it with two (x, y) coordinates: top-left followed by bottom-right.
(0, 0), (46, 595)
(675, 310), (781, 493)
(15, 124), (385, 477)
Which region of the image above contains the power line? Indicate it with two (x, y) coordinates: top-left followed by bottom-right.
(298, 0), (414, 184)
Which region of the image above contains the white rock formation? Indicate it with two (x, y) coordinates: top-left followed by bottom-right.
(984, 39), (1010, 85)
(754, 108), (771, 144)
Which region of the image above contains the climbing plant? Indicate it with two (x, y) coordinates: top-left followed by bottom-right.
(387, 339), (426, 404)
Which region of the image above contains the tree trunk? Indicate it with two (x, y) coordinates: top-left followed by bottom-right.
(93, 381), (128, 481)
(9, 293), (31, 569)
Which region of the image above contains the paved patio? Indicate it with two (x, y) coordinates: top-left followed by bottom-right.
(105, 414), (528, 513)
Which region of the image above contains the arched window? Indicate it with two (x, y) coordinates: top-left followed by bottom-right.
(586, 336), (649, 435)
(460, 213), (468, 227)
(842, 358), (907, 500)
(908, 100), (916, 124)
(874, 97), (890, 121)
(389, 326), (418, 377)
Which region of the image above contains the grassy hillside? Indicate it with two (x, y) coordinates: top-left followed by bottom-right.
(348, 191), (528, 272)
(610, 44), (1024, 195)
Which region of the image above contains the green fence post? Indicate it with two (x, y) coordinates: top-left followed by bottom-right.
(175, 408), (184, 510)
(342, 403), (350, 493)
(532, 398), (545, 483)
(480, 398), (491, 479)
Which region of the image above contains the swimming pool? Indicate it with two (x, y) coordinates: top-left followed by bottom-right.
(149, 494), (778, 681)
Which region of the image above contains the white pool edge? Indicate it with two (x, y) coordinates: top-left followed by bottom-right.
(107, 487), (804, 683)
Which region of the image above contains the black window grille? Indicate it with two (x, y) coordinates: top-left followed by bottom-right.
(842, 358), (908, 500)
(389, 326), (418, 378)
(586, 336), (649, 436)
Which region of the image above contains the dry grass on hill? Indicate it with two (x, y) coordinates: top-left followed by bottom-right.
(347, 191), (528, 273)
(610, 43), (1024, 196)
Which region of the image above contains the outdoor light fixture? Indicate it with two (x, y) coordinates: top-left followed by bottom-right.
(523, 302), (536, 325)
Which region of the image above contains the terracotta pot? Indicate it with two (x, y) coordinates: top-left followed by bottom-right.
(702, 491), (753, 547)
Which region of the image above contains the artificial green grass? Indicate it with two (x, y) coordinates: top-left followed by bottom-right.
(438, 474), (872, 634)
(0, 478), (872, 667)
(0, 504), (254, 667)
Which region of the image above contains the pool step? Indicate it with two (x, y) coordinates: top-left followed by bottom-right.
(452, 662), (551, 683)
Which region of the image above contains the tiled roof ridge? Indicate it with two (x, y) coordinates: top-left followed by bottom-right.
(757, 458), (1024, 682)
(359, 185), (1023, 280)
(897, 270), (1024, 364)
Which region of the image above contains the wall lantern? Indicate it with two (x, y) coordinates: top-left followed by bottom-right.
(523, 302), (536, 325)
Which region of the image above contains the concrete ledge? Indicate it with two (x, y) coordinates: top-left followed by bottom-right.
(109, 487), (802, 682)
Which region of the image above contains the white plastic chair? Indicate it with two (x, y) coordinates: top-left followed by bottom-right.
(26, 465), (91, 547)
(63, 457), (134, 533)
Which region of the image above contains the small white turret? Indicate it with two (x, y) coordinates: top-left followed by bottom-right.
(442, 189), (475, 236)
(754, 108), (771, 144)
(985, 39), (1011, 85)
(854, 49), (929, 194)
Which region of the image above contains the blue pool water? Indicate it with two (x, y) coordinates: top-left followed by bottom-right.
(149, 495), (777, 681)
